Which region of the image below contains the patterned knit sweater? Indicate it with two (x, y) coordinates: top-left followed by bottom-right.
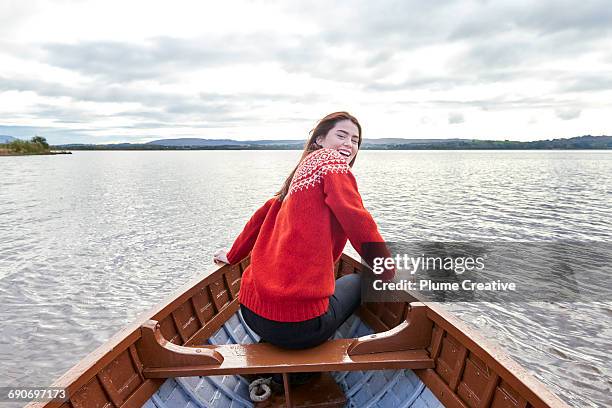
(226, 148), (391, 322)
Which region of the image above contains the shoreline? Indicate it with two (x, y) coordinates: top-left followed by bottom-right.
(0, 150), (72, 156)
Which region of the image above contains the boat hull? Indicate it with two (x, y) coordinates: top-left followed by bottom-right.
(26, 255), (568, 408)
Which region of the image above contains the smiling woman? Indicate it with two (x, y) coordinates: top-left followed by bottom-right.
(213, 111), (393, 363)
(276, 111), (363, 201)
(315, 118), (360, 163)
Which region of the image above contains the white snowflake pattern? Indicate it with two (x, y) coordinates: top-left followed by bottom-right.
(287, 148), (350, 197)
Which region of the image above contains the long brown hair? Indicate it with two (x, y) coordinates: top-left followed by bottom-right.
(275, 112), (362, 202)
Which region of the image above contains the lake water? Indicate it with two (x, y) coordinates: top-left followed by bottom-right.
(0, 150), (610, 407)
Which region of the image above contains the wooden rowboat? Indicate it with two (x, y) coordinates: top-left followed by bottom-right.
(27, 254), (569, 408)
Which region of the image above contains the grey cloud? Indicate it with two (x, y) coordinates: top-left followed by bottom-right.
(0, 76), (321, 109)
(42, 36), (258, 82)
(30, 104), (99, 123)
(41, 34), (333, 83)
(0, 124), (212, 144)
(366, 76), (472, 92)
(561, 75), (612, 92)
(450, 1), (612, 40)
(555, 107), (581, 120)
(0, 76), (168, 104)
(164, 101), (233, 115)
(27, 2), (611, 94)
(448, 112), (465, 124)
(445, 2), (612, 74)
(199, 91), (322, 105)
(0, 76), (323, 126)
(448, 34), (597, 73)
(364, 69), (553, 92)
(429, 96), (572, 111)
(517, 1), (612, 35)
(3, 0), (610, 142)
(291, 1), (611, 77)
(306, 0), (454, 49)
(0, 125), (93, 144)
(113, 121), (246, 129)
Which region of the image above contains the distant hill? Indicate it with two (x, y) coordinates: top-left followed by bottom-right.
(362, 138), (466, 146)
(394, 135), (612, 150)
(0, 135), (18, 144)
(146, 138), (304, 147)
(54, 135), (612, 150)
(145, 137), (467, 147)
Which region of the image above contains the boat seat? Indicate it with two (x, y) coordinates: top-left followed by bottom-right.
(137, 302), (435, 379)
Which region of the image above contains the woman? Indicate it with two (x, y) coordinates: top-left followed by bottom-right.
(214, 111), (393, 350)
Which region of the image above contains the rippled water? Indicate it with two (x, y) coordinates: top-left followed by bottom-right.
(0, 150), (610, 407)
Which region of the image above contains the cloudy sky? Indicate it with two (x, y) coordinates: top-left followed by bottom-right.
(0, 0), (611, 144)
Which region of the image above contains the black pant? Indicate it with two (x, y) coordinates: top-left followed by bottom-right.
(241, 273), (362, 349)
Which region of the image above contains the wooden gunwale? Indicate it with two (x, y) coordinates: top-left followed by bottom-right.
(26, 254), (568, 408)
(26, 262), (245, 408)
(418, 303), (568, 408)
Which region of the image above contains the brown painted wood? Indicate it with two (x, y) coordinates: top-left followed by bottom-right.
(347, 303), (433, 355)
(425, 304), (569, 408)
(283, 373), (292, 408)
(254, 373), (346, 408)
(128, 344), (146, 382)
(191, 287), (217, 325)
(183, 298), (240, 346)
(417, 368), (470, 408)
(357, 303), (390, 332)
(480, 374), (500, 408)
(430, 324), (445, 360)
(120, 379), (165, 408)
(339, 254), (362, 272)
(287, 373), (346, 408)
(339, 257), (356, 276)
(142, 340), (434, 377)
(26, 254), (570, 408)
(209, 277), (232, 310)
(137, 320), (224, 369)
(97, 370), (124, 407)
(379, 301), (406, 328)
(170, 311), (188, 343)
(68, 376), (111, 408)
(493, 381), (529, 408)
(225, 264), (242, 297)
(448, 344), (468, 391)
(26, 263), (236, 408)
(436, 333), (462, 385)
(333, 259), (341, 278)
(456, 353), (496, 408)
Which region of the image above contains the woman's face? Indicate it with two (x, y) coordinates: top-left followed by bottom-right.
(316, 119), (360, 164)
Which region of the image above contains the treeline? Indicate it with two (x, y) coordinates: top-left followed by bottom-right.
(51, 134), (612, 151)
(373, 136), (612, 150)
(58, 143), (305, 150)
(1, 136), (51, 154)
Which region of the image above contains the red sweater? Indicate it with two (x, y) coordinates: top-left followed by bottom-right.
(226, 148), (391, 322)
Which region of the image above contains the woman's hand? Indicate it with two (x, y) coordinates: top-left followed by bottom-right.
(213, 248), (230, 265)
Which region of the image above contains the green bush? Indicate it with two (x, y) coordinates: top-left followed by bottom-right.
(6, 136), (51, 154)
(31, 136), (49, 148)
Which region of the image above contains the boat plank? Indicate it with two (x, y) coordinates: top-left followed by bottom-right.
(184, 298), (240, 346)
(448, 344), (468, 391)
(417, 368), (470, 408)
(425, 306), (568, 408)
(142, 341), (434, 378)
(119, 379), (164, 408)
